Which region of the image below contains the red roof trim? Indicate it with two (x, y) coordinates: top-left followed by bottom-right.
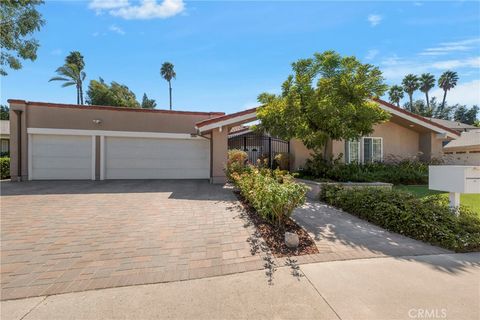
(373, 98), (460, 136)
(195, 107), (257, 127)
(7, 99), (225, 117)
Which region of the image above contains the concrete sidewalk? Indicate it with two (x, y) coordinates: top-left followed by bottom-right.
(2, 253), (479, 320)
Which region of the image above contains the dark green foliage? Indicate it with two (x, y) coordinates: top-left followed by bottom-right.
(1, 105), (9, 120)
(320, 185), (480, 252)
(402, 74), (420, 107)
(454, 105), (479, 125)
(65, 51), (85, 71)
(403, 97), (454, 119)
(86, 78), (140, 108)
(388, 85), (404, 107)
(257, 51), (390, 155)
(438, 71), (459, 108)
(0, 0), (45, 75)
(1, 157), (10, 179)
(301, 154), (429, 185)
(160, 62), (176, 109)
(141, 93), (157, 109)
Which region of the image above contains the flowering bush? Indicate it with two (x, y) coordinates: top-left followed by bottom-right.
(233, 167), (308, 229)
(225, 149), (249, 181)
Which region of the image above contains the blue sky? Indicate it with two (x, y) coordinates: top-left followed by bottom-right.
(2, 0), (480, 114)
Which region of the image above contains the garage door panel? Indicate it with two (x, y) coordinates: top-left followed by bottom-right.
(105, 137), (210, 179)
(31, 134), (92, 180)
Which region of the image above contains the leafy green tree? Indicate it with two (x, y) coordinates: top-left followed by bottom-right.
(49, 63), (86, 105)
(419, 73), (435, 109)
(141, 93), (157, 109)
(0, 0), (45, 75)
(86, 78), (140, 108)
(65, 51), (85, 71)
(402, 74), (420, 112)
(404, 97), (453, 120)
(0, 105), (9, 120)
(160, 62), (176, 110)
(257, 51), (390, 157)
(388, 85), (404, 107)
(453, 105), (478, 125)
(438, 71), (459, 108)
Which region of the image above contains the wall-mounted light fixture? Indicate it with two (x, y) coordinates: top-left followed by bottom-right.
(93, 119), (102, 125)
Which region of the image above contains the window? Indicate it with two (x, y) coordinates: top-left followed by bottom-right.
(345, 137), (382, 164)
(0, 139), (8, 153)
(345, 140), (360, 163)
(363, 137), (383, 163)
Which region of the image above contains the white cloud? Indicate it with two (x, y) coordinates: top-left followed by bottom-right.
(109, 24), (125, 35)
(89, 0), (129, 11)
(419, 38), (480, 56)
(89, 0), (185, 20)
(431, 79), (480, 106)
(367, 14), (382, 27)
(413, 2), (423, 6)
(365, 49), (379, 60)
(431, 57), (480, 70)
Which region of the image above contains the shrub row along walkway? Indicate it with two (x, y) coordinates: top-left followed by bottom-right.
(288, 201), (449, 265)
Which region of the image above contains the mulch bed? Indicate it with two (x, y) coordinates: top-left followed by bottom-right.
(234, 191), (319, 257)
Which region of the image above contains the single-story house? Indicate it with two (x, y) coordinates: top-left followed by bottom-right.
(8, 98), (460, 183)
(443, 129), (480, 165)
(427, 118), (478, 133)
(1, 120), (10, 155)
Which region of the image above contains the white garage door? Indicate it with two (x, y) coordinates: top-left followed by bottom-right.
(30, 134), (93, 180)
(104, 137), (210, 179)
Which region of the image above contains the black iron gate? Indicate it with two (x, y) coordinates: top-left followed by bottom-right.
(228, 134), (290, 169)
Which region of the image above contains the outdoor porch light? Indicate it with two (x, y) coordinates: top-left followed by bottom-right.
(93, 119), (102, 125)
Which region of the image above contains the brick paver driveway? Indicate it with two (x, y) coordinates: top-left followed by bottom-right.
(1, 180), (264, 300)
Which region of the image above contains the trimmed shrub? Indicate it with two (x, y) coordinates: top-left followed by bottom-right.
(233, 167), (308, 228)
(320, 185), (480, 252)
(226, 149), (249, 181)
(302, 153), (429, 185)
(0, 157), (10, 179)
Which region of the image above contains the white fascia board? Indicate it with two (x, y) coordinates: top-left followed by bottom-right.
(196, 111), (257, 133)
(27, 128), (203, 140)
(373, 101), (458, 139)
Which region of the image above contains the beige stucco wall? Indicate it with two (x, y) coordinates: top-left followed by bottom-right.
(8, 102), (224, 181)
(290, 121), (443, 167)
(289, 138), (312, 170)
(211, 128), (228, 183)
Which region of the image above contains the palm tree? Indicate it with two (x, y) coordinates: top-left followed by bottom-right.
(402, 74), (420, 111)
(388, 85), (404, 107)
(49, 64), (86, 104)
(160, 62), (176, 110)
(418, 73), (435, 110)
(438, 70), (459, 108)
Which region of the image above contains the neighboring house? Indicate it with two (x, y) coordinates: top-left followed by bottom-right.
(0, 120), (10, 155)
(427, 118), (477, 133)
(8, 98), (460, 183)
(442, 129), (480, 165)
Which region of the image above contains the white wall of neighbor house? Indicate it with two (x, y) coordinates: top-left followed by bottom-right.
(442, 152), (480, 166)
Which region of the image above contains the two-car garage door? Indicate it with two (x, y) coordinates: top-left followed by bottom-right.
(29, 133), (210, 180)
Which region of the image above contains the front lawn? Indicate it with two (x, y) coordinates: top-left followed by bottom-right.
(394, 185), (480, 216)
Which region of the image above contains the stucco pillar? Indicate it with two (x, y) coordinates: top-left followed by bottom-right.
(211, 127), (228, 184)
(8, 102), (27, 181)
(419, 132), (444, 161)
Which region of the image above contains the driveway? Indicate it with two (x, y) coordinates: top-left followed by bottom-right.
(1, 180), (264, 300)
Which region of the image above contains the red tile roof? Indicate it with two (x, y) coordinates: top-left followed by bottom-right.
(7, 99), (225, 117)
(195, 107), (257, 128)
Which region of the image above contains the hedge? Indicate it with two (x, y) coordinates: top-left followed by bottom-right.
(301, 154), (429, 185)
(320, 184), (480, 252)
(0, 157), (10, 179)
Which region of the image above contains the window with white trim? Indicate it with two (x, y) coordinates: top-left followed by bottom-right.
(345, 137), (383, 163)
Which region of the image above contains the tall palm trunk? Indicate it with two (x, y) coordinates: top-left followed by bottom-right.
(441, 90), (447, 108)
(168, 80), (172, 110)
(425, 91), (430, 109)
(79, 81), (84, 105)
(409, 94), (413, 111)
(76, 84), (80, 104)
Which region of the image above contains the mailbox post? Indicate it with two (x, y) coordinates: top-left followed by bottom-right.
(429, 166), (480, 214)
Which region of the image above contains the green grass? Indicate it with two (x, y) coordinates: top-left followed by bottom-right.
(394, 185), (480, 216)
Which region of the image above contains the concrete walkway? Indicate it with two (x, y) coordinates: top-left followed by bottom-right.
(2, 253), (479, 320)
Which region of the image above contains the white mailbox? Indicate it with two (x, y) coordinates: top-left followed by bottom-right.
(429, 165), (480, 210)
